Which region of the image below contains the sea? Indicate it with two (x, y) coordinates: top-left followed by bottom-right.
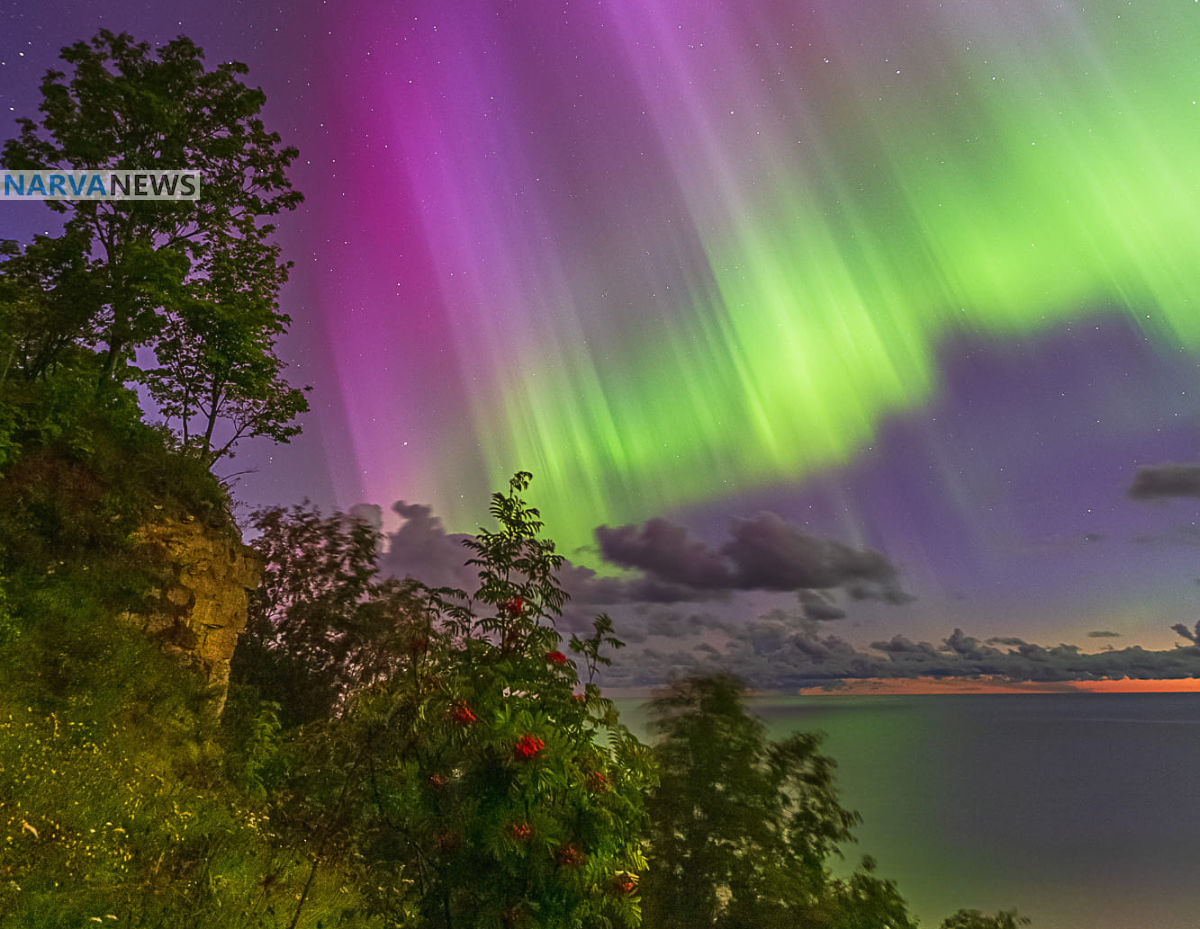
(614, 693), (1200, 929)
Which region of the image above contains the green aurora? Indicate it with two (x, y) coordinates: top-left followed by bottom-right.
(447, 1), (1200, 550)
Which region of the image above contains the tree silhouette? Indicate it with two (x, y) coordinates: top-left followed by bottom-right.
(2, 30), (306, 461)
(642, 672), (916, 929)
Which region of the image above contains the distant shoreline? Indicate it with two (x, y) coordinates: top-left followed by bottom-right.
(793, 676), (1200, 695)
(603, 677), (1200, 700)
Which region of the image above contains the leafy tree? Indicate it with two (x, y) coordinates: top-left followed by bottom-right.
(1, 29), (306, 462)
(231, 502), (424, 727)
(0, 231), (100, 387)
(940, 909), (1031, 929)
(138, 197), (309, 464)
(642, 672), (916, 929)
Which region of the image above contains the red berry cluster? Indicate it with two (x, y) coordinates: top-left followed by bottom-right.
(555, 844), (585, 867)
(428, 773), (447, 788)
(609, 873), (637, 895)
(587, 770), (608, 792)
(508, 821), (533, 841)
(544, 650), (568, 665)
(502, 596), (524, 617)
(513, 734), (545, 760)
(449, 702), (477, 726)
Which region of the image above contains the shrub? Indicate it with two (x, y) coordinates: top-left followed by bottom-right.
(284, 473), (654, 929)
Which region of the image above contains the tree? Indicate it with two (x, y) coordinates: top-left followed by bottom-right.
(642, 672), (916, 929)
(138, 199), (308, 464)
(940, 910), (1031, 929)
(285, 473), (653, 929)
(0, 231), (100, 387)
(231, 503), (423, 728)
(2, 30), (306, 461)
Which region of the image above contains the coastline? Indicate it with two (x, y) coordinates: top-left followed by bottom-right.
(602, 677), (1200, 701)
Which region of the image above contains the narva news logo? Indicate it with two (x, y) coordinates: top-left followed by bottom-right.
(1, 170), (201, 201)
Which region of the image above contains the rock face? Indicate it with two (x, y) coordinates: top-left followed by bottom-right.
(131, 518), (261, 710)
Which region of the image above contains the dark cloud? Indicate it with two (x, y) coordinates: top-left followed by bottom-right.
(377, 502), (479, 592)
(870, 634), (943, 661)
(596, 513), (910, 604)
(844, 579), (914, 605)
(942, 628), (995, 660)
(1086, 630), (1121, 638)
(798, 590), (847, 621)
(557, 560), (713, 606)
(724, 513), (906, 599)
(1128, 464), (1200, 500)
(595, 519), (736, 589)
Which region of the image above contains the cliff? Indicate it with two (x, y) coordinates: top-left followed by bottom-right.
(130, 518), (261, 710)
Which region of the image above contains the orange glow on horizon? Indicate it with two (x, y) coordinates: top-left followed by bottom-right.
(796, 677), (1200, 696)
(1071, 678), (1200, 693)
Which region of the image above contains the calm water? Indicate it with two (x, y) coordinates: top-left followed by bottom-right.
(616, 693), (1200, 929)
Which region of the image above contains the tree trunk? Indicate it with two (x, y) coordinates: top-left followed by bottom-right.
(97, 338), (123, 389)
(0, 341), (14, 390)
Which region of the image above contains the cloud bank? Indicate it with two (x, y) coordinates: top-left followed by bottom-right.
(375, 503), (909, 612)
(1128, 463), (1200, 499)
(369, 499), (1200, 688)
(595, 514), (911, 603)
(599, 616), (1200, 689)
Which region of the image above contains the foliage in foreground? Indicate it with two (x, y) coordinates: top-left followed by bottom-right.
(640, 672), (1027, 929)
(0, 468), (1032, 928)
(247, 473), (653, 929)
(643, 672), (914, 929)
(231, 501), (424, 729)
(0, 699), (354, 928)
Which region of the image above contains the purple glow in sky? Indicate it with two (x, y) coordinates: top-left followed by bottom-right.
(5, 0), (1200, 655)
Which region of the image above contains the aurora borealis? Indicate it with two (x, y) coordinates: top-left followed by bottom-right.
(310, 0), (1200, 549)
(5, 0), (1200, 648)
(7, 7), (1200, 923)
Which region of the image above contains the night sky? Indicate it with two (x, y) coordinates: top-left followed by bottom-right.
(5, 0), (1200, 675)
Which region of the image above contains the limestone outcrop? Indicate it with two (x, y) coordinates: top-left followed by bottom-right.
(129, 518), (261, 709)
